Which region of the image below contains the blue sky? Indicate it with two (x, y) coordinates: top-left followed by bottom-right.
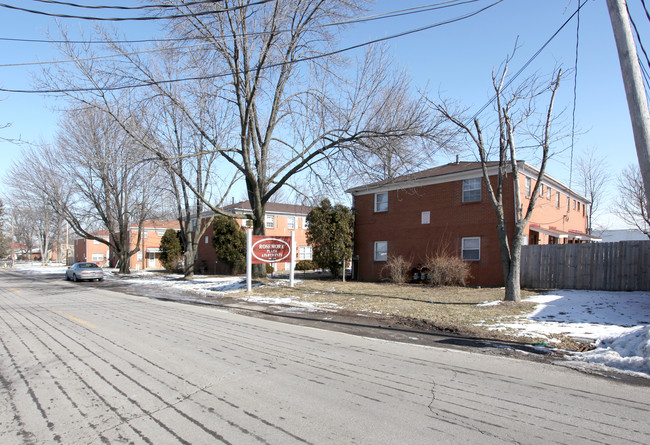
(0, 0), (648, 229)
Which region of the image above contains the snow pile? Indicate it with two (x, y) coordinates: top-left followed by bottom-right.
(571, 326), (650, 375)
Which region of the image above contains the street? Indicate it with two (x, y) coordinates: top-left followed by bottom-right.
(1, 271), (649, 444)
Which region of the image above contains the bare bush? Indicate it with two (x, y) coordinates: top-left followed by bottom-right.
(424, 255), (471, 287)
(381, 255), (412, 284)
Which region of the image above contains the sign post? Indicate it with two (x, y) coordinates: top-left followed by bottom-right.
(289, 231), (295, 287)
(246, 232), (295, 291)
(246, 229), (252, 292)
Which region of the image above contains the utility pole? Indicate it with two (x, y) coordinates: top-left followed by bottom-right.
(606, 0), (650, 207)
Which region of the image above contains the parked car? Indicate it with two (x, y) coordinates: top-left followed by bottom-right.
(65, 262), (104, 282)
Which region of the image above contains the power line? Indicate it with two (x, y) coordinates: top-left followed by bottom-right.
(438, 0), (590, 151)
(0, 0), (505, 93)
(0, 0), (273, 21)
(28, 0), (225, 11)
(0, 0), (483, 46)
(627, 2), (650, 72)
(641, 0), (650, 23)
(569, 0), (581, 192)
(462, 0), (589, 130)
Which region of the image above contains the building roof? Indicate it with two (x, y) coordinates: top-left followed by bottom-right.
(223, 200), (312, 216)
(346, 160), (590, 202)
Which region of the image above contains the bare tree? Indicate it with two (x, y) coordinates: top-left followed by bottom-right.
(431, 64), (562, 302)
(576, 149), (610, 234)
(40, 1), (436, 277)
(6, 107), (159, 273)
(615, 164), (650, 237)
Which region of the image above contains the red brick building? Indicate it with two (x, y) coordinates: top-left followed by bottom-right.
(73, 220), (180, 270)
(347, 161), (598, 287)
(196, 201), (312, 274)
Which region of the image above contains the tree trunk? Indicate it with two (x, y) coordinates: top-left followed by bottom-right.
(504, 239), (522, 302)
(183, 245), (195, 279)
(117, 248), (131, 274)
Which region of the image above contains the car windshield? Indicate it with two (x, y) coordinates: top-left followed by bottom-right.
(79, 263), (99, 269)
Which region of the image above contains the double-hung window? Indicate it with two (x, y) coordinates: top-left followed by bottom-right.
(374, 241), (387, 261)
(374, 192), (388, 212)
(462, 178), (481, 202)
(461, 237), (480, 261)
(525, 177), (532, 197)
(287, 216), (296, 230)
(265, 215), (274, 229)
(299, 246), (312, 260)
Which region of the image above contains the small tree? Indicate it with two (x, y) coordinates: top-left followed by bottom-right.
(431, 63), (562, 302)
(159, 229), (182, 272)
(577, 150), (610, 234)
(212, 216), (246, 274)
(306, 199), (354, 278)
(615, 164), (650, 237)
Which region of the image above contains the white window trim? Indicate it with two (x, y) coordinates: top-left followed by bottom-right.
(287, 216), (296, 230)
(462, 178), (481, 203)
(374, 192), (388, 212)
(302, 218), (309, 230)
(298, 246), (312, 260)
(374, 241), (388, 262)
(461, 237), (480, 261)
(265, 214), (275, 229)
(91, 253), (104, 262)
(421, 211), (430, 224)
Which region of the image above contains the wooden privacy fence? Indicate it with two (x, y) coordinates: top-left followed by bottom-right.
(520, 241), (650, 291)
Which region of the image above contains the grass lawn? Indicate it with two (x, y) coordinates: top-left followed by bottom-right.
(225, 277), (578, 348)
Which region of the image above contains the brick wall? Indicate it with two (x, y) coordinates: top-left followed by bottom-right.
(353, 172), (588, 287)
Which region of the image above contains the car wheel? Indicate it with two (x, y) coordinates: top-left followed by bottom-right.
(65, 274), (70, 281)
(72, 274), (78, 282)
(98, 278), (103, 282)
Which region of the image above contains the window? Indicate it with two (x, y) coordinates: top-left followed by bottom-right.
(137, 251), (143, 261)
(577, 202), (581, 212)
(462, 178), (481, 202)
(265, 215), (274, 228)
(556, 191), (561, 208)
(143, 230), (148, 238)
(91, 253), (104, 262)
(462, 237), (480, 261)
(93, 239), (100, 245)
(191, 218), (197, 232)
(302, 218), (309, 230)
(287, 216), (296, 230)
(374, 241), (387, 261)
(375, 192), (388, 212)
(421, 211), (430, 224)
(567, 196), (570, 212)
(546, 187), (551, 199)
(573, 199), (577, 210)
(205, 236), (209, 244)
(299, 246), (312, 260)
(525, 177), (532, 197)
(244, 218), (253, 228)
(539, 184), (544, 197)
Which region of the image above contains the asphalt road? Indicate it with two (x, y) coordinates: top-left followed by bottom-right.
(1, 271), (649, 444)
